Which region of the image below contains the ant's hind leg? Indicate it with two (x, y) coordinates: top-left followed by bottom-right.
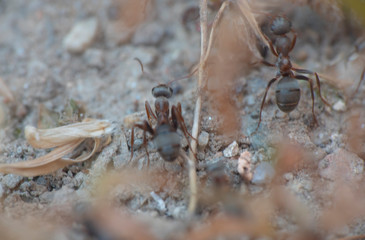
(293, 69), (331, 107)
(295, 75), (318, 125)
(129, 121), (154, 165)
(314, 73), (331, 107)
(254, 77), (278, 133)
(352, 67), (365, 97)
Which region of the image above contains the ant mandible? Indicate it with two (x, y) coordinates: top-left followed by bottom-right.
(129, 59), (196, 167)
(255, 15), (331, 131)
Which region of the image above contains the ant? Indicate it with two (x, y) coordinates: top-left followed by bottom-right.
(255, 15), (331, 131)
(129, 59), (196, 167)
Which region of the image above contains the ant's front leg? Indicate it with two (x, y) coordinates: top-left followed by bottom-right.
(171, 104), (197, 158)
(129, 120), (154, 166)
(263, 34), (278, 57)
(145, 101), (157, 126)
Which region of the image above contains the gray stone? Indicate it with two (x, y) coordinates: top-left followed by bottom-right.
(223, 141), (239, 157)
(252, 162), (275, 185)
(246, 95), (255, 106)
(73, 172), (85, 188)
(84, 49), (104, 68)
(39, 191), (55, 204)
(319, 148), (364, 182)
(198, 131), (209, 149)
(2, 174), (23, 189)
(63, 18), (99, 54)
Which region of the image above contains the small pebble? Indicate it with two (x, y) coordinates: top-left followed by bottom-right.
(252, 162), (275, 185)
(198, 131), (209, 149)
(223, 141), (239, 157)
(150, 191), (166, 212)
(333, 100), (346, 112)
(73, 172), (85, 188)
(63, 17), (99, 54)
(237, 151), (253, 182)
(3, 174), (23, 189)
(84, 49), (104, 68)
(246, 95), (255, 106)
(283, 172), (293, 181)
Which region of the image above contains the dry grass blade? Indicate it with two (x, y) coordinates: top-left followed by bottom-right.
(187, 0), (208, 214)
(25, 118), (112, 149)
(0, 119), (112, 177)
(236, 0), (269, 58)
(0, 139), (83, 176)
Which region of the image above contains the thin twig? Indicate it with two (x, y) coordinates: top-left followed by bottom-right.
(188, 0), (208, 214)
(181, 151), (197, 215)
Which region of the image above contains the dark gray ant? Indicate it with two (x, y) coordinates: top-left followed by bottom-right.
(129, 59), (196, 166)
(256, 15), (331, 131)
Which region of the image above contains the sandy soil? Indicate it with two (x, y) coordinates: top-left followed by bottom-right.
(0, 0), (364, 239)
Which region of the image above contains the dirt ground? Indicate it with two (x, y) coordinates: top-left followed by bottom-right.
(0, 0), (365, 239)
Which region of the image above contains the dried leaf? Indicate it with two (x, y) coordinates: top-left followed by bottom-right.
(0, 138), (103, 177)
(0, 139), (83, 176)
(25, 118), (112, 149)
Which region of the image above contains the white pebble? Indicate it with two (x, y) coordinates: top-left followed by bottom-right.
(223, 141), (239, 157)
(63, 18), (99, 54)
(333, 100), (346, 112)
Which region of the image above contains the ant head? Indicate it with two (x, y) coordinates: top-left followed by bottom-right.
(152, 84), (173, 98)
(270, 15), (292, 35)
(134, 57), (196, 97)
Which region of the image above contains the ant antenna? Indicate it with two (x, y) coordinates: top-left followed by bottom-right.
(166, 66), (198, 86)
(134, 57), (162, 85)
(134, 57), (197, 87)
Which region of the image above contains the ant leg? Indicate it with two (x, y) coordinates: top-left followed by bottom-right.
(261, 60), (275, 67)
(352, 67), (365, 97)
(129, 121), (154, 165)
(171, 105), (197, 158)
(289, 30), (297, 51)
(145, 101), (157, 125)
(293, 69), (331, 106)
(255, 77), (278, 132)
(314, 73), (331, 106)
(174, 103), (197, 141)
(263, 34), (278, 57)
(295, 75), (318, 125)
(292, 68), (313, 74)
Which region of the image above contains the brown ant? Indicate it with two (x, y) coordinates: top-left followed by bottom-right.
(129, 59), (196, 167)
(255, 15), (331, 131)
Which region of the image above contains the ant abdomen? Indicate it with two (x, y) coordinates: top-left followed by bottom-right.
(275, 77), (301, 113)
(271, 16), (292, 35)
(154, 125), (181, 162)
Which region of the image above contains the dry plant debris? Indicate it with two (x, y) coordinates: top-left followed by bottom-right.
(0, 119), (113, 177)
